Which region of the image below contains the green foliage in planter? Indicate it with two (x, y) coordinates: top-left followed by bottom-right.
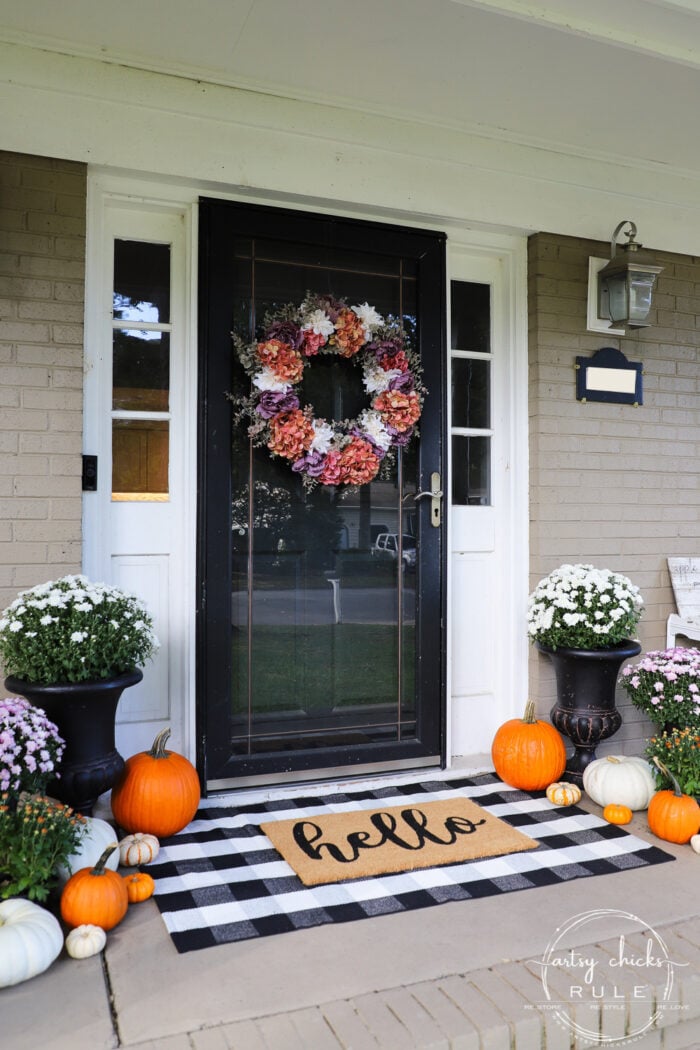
(0, 794), (87, 902)
(645, 728), (700, 798)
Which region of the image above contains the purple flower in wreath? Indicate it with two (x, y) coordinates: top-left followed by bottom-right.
(292, 450), (327, 477)
(265, 319), (304, 350)
(388, 371), (414, 393)
(255, 389), (301, 419)
(350, 427), (387, 460)
(369, 337), (404, 360)
(387, 424), (415, 448)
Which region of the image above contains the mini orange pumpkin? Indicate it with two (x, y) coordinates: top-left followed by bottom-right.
(60, 845), (129, 931)
(603, 803), (633, 825)
(123, 872), (155, 904)
(492, 700), (566, 791)
(647, 758), (700, 845)
(111, 728), (200, 838)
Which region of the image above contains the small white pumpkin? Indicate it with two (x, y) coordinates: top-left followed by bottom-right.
(546, 781), (582, 807)
(57, 816), (120, 882)
(583, 755), (656, 811)
(0, 898), (63, 987)
(65, 924), (107, 959)
(691, 834), (700, 854)
(118, 832), (160, 867)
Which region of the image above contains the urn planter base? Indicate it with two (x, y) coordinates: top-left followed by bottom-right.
(4, 670), (142, 815)
(537, 641), (641, 786)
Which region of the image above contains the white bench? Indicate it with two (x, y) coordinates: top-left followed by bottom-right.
(666, 557), (700, 647)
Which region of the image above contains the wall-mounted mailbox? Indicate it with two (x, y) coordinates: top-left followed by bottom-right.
(575, 346), (642, 406)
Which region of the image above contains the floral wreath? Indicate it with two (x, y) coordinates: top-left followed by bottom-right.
(232, 293), (424, 489)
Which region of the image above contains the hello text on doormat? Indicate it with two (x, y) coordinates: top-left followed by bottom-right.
(261, 796), (538, 886)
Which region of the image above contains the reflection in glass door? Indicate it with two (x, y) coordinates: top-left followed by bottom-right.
(198, 201), (446, 787)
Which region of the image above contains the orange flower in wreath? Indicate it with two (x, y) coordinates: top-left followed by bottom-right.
(337, 437), (381, 486)
(373, 390), (421, 432)
(256, 339), (304, 383)
(267, 410), (314, 460)
(330, 309), (366, 358)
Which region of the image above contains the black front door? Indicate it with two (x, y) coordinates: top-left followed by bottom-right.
(198, 199), (446, 788)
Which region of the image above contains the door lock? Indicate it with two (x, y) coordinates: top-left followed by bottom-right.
(414, 472), (442, 527)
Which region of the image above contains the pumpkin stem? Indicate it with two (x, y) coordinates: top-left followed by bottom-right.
(652, 756), (683, 797)
(606, 756), (621, 764)
(91, 843), (118, 876)
(149, 727), (172, 759)
(522, 700), (538, 724)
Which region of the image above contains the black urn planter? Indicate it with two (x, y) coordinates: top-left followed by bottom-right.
(537, 640), (641, 785)
(4, 669), (142, 816)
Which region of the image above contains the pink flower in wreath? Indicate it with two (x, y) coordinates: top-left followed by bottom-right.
(379, 350), (409, 374)
(373, 389), (421, 432)
(300, 331), (327, 357)
(337, 437), (381, 486)
(318, 449), (345, 486)
(330, 309), (367, 358)
(267, 410), (314, 460)
(256, 339), (304, 383)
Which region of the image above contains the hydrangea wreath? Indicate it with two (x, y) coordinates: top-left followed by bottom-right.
(232, 294), (424, 489)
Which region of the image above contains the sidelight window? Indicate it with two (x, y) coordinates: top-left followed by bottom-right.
(450, 281), (492, 506)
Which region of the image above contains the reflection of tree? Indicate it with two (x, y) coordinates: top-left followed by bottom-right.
(231, 482), (293, 538)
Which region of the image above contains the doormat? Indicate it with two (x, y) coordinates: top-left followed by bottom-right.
(145, 774), (674, 953)
(260, 796), (538, 885)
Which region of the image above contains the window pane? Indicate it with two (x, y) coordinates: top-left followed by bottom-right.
(451, 281), (490, 352)
(452, 357), (490, 429)
(452, 435), (490, 505)
(112, 419), (169, 500)
(113, 240), (171, 323)
(113, 330), (169, 411)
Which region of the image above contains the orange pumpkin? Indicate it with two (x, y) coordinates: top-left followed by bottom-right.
(647, 758), (700, 845)
(123, 872), (155, 903)
(603, 803), (633, 825)
(491, 700), (566, 791)
(60, 845), (129, 931)
(111, 728), (200, 838)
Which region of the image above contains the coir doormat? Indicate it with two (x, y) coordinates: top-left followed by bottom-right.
(145, 774), (674, 953)
(260, 796), (538, 885)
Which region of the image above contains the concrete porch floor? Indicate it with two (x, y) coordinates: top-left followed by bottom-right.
(4, 765), (700, 1050)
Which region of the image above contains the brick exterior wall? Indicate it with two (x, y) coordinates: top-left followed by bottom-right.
(0, 151), (86, 638)
(528, 231), (700, 757)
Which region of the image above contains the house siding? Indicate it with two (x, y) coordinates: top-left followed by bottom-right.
(0, 151), (86, 624)
(528, 231), (700, 756)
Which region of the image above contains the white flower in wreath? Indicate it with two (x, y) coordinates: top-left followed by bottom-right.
(301, 309), (334, 339)
(352, 302), (384, 336)
(309, 419), (335, 454)
(253, 368), (292, 393)
(362, 365), (402, 395)
(357, 409), (392, 451)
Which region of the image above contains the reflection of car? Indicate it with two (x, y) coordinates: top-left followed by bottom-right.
(371, 533), (416, 571)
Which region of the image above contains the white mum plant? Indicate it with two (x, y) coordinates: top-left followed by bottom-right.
(0, 575), (159, 684)
(527, 563), (643, 651)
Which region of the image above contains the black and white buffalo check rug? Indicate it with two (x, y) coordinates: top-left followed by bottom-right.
(145, 774), (674, 953)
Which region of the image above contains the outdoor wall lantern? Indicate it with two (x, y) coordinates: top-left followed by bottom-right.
(596, 220), (663, 330)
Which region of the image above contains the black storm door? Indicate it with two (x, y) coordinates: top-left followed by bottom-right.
(198, 199), (446, 788)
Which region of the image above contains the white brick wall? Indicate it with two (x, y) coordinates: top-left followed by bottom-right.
(528, 232), (700, 756)
(0, 151), (85, 626)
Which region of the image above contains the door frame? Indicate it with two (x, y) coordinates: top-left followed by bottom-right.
(83, 170), (528, 781)
(196, 197), (447, 789)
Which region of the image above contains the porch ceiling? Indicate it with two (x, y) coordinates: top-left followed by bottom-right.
(2, 0), (700, 175)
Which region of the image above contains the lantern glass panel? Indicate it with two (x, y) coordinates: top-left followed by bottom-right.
(629, 273), (655, 325)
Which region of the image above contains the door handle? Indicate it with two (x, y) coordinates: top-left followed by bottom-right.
(414, 472), (442, 527)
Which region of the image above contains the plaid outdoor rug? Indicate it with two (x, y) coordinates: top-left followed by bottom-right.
(146, 774), (674, 953)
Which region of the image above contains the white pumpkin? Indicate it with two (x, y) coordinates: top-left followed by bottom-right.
(65, 924), (107, 959)
(0, 898), (63, 987)
(691, 834), (700, 855)
(118, 833), (160, 867)
(57, 816), (120, 882)
(582, 755), (656, 811)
